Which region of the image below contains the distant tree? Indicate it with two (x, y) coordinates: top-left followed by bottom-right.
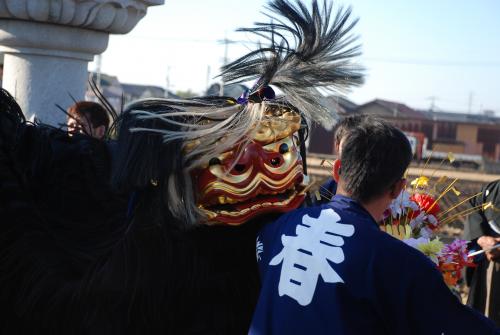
(175, 89), (198, 98)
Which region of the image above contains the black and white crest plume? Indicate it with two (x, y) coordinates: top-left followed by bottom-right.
(112, 0), (364, 227)
(220, 0), (364, 125)
(121, 0), (364, 171)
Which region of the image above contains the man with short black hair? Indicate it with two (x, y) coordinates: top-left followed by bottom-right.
(250, 116), (498, 334)
(317, 115), (367, 202)
(67, 101), (109, 140)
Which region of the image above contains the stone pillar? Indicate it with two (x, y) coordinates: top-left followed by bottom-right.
(0, 0), (164, 125)
(0, 20), (109, 124)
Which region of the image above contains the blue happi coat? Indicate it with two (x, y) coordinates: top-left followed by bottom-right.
(250, 195), (499, 335)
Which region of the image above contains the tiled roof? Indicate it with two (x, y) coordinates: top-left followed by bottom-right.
(358, 98), (500, 125)
(323, 96), (358, 114)
(369, 99), (428, 119)
(205, 83), (249, 99)
(419, 110), (500, 125)
(121, 83), (178, 99)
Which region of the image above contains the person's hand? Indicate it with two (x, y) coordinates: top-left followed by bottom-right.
(477, 236), (500, 262)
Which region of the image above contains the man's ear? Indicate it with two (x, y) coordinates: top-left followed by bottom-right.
(94, 125), (106, 140)
(390, 178), (407, 199)
(332, 159), (341, 182)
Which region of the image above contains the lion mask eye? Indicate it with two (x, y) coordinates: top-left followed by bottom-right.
(209, 157), (221, 166)
(279, 143), (289, 154)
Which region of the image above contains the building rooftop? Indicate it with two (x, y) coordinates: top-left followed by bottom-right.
(420, 109), (500, 125)
(121, 83), (178, 99)
(357, 98), (500, 125)
(323, 95), (359, 115)
(359, 99), (428, 119)
(205, 83), (249, 99)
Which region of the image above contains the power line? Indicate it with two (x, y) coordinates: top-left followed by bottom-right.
(468, 91), (474, 114)
(112, 35), (500, 68)
(112, 34), (259, 45)
(363, 57), (500, 68)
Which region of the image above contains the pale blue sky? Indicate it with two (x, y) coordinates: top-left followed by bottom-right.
(90, 0), (500, 113)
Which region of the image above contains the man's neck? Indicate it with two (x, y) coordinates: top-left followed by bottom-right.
(359, 200), (386, 223)
(336, 187), (386, 223)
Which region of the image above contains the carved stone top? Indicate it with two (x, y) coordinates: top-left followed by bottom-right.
(0, 0), (164, 34)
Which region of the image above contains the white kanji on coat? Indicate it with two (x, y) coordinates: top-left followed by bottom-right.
(269, 208), (355, 306)
(256, 236), (264, 261)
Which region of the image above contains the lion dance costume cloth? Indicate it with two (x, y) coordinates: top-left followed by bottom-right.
(0, 0), (362, 333)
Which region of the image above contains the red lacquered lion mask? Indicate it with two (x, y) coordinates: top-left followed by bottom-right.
(192, 105), (308, 225)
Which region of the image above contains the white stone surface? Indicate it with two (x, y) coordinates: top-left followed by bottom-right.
(3, 51), (89, 125)
(0, 0), (163, 34)
(0, 19), (109, 60)
(0, 0), (164, 125)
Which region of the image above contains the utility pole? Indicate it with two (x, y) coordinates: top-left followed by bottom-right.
(427, 96), (438, 112)
(206, 65), (211, 93)
(468, 91), (474, 114)
(96, 54), (102, 90)
(217, 36), (237, 96)
(165, 66), (170, 98)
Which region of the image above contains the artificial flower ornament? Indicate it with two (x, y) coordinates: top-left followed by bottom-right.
(410, 176), (430, 188)
(411, 193), (440, 216)
(389, 190), (419, 218)
(415, 238), (444, 264)
(438, 240), (475, 287)
(381, 166), (482, 289)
